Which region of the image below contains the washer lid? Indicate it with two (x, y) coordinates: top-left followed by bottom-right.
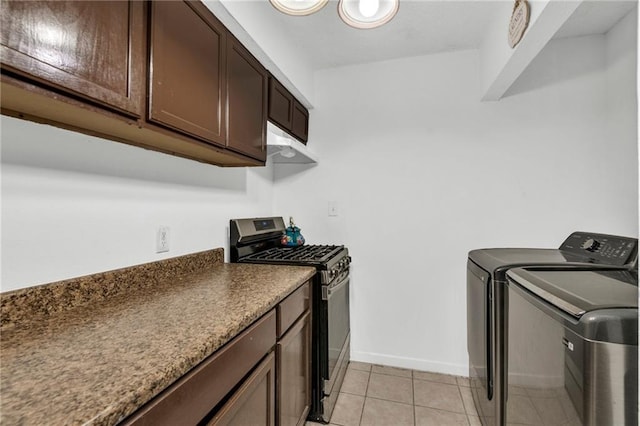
(468, 248), (594, 276)
(506, 268), (638, 318)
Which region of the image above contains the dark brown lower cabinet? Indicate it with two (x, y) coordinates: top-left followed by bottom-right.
(121, 311), (276, 426)
(208, 352), (276, 426)
(277, 310), (311, 426)
(120, 282), (311, 426)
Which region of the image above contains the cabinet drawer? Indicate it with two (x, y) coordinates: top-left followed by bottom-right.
(207, 351), (276, 426)
(277, 281), (310, 338)
(122, 310), (276, 426)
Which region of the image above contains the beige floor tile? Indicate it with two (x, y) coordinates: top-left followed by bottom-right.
(506, 394), (543, 425)
(415, 405), (469, 426)
(558, 390), (580, 421)
(459, 386), (479, 415)
(530, 396), (567, 425)
(470, 388), (493, 419)
(456, 377), (471, 387)
(413, 370), (458, 385)
(349, 361), (372, 372)
(508, 385), (528, 396)
(330, 393), (365, 426)
(360, 398), (414, 426)
(467, 415), (483, 426)
(414, 380), (465, 413)
(367, 372), (413, 404)
(340, 368), (370, 396)
(371, 364), (413, 378)
(526, 386), (561, 398)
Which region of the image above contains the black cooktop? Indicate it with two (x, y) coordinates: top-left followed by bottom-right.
(240, 244), (344, 265)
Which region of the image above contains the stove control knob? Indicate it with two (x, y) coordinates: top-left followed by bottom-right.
(581, 238), (600, 252)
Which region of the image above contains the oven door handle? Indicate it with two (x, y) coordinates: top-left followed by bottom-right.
(322, 275), (349, 301)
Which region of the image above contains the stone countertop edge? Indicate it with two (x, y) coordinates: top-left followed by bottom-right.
(0, 249), (316, 426)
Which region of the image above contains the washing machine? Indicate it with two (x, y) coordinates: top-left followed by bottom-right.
(505, 267), (637, 425)
(466, 232), (637, 425)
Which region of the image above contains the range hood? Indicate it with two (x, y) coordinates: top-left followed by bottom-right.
(266, 122), (318, 164)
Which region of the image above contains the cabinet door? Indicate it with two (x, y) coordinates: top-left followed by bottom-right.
(227, 37), (267, 162)
(121, 311), (276, 426)
(209, 352), (276, 426)
(268, 77), (293, 130)
(277, 311), (312, 426)
(0, 1), (144, 117)
(148, 1), (226, 145)
(291, 100), (309, 144)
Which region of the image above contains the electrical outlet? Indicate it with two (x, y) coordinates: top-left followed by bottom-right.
(156, 226), (170, 253)
(328, 201), (339, 217)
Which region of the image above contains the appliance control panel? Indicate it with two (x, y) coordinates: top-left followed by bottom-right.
(559, 232), (638, 266)
(322, 255), (351, 285)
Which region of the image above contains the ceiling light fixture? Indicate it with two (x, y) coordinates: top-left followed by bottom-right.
(269, 0), (329, 16)
(270, 0), (399, 29)
(338, 0), (399, 29)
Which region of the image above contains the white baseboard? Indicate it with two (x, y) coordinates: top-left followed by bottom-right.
(351, 350), (470, 377)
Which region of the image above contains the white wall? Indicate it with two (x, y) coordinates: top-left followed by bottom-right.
(272, 18), (638, 375)
(1, 117), (276, 291)
(605, 6), (638, 216)
(1, 6), (636, 377)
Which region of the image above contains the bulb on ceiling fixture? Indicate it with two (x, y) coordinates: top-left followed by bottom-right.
(338, 0), (399, 29)
(269, 0), (329, 16)
(358, 0), (379, 18)
(279, 147), (296, 159)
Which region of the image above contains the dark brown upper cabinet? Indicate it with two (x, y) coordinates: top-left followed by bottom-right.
(291, 99), (309, 143)
(148, 1), (226, 146)
(268, 77), (293, 131)
(1, 0), (269, 167)
(226, 36), (267, 162)
(0, 0), (145, 117)
(268, 76), (309, 144)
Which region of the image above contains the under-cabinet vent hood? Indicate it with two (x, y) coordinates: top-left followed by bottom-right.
(266, 122), (318, 164)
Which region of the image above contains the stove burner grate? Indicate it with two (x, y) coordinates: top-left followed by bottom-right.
(244, 244), (343, 263)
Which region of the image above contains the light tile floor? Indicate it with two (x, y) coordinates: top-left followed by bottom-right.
(307, 362), (481, 426)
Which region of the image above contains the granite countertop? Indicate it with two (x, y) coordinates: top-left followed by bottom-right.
(0, 252), (315, 425)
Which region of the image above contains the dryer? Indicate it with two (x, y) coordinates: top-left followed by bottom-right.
(466, 232), (637, 426)
(505, 267), (637, 425)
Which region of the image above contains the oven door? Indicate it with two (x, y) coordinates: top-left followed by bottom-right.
(323, 271), (350, 403)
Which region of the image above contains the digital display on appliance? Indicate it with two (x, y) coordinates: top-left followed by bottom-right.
(254, 219), (275, 231)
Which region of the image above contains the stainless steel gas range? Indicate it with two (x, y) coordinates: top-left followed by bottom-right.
(230, 217), (351, 423)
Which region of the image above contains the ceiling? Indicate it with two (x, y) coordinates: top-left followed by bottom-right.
(232, 0), (637, 71)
